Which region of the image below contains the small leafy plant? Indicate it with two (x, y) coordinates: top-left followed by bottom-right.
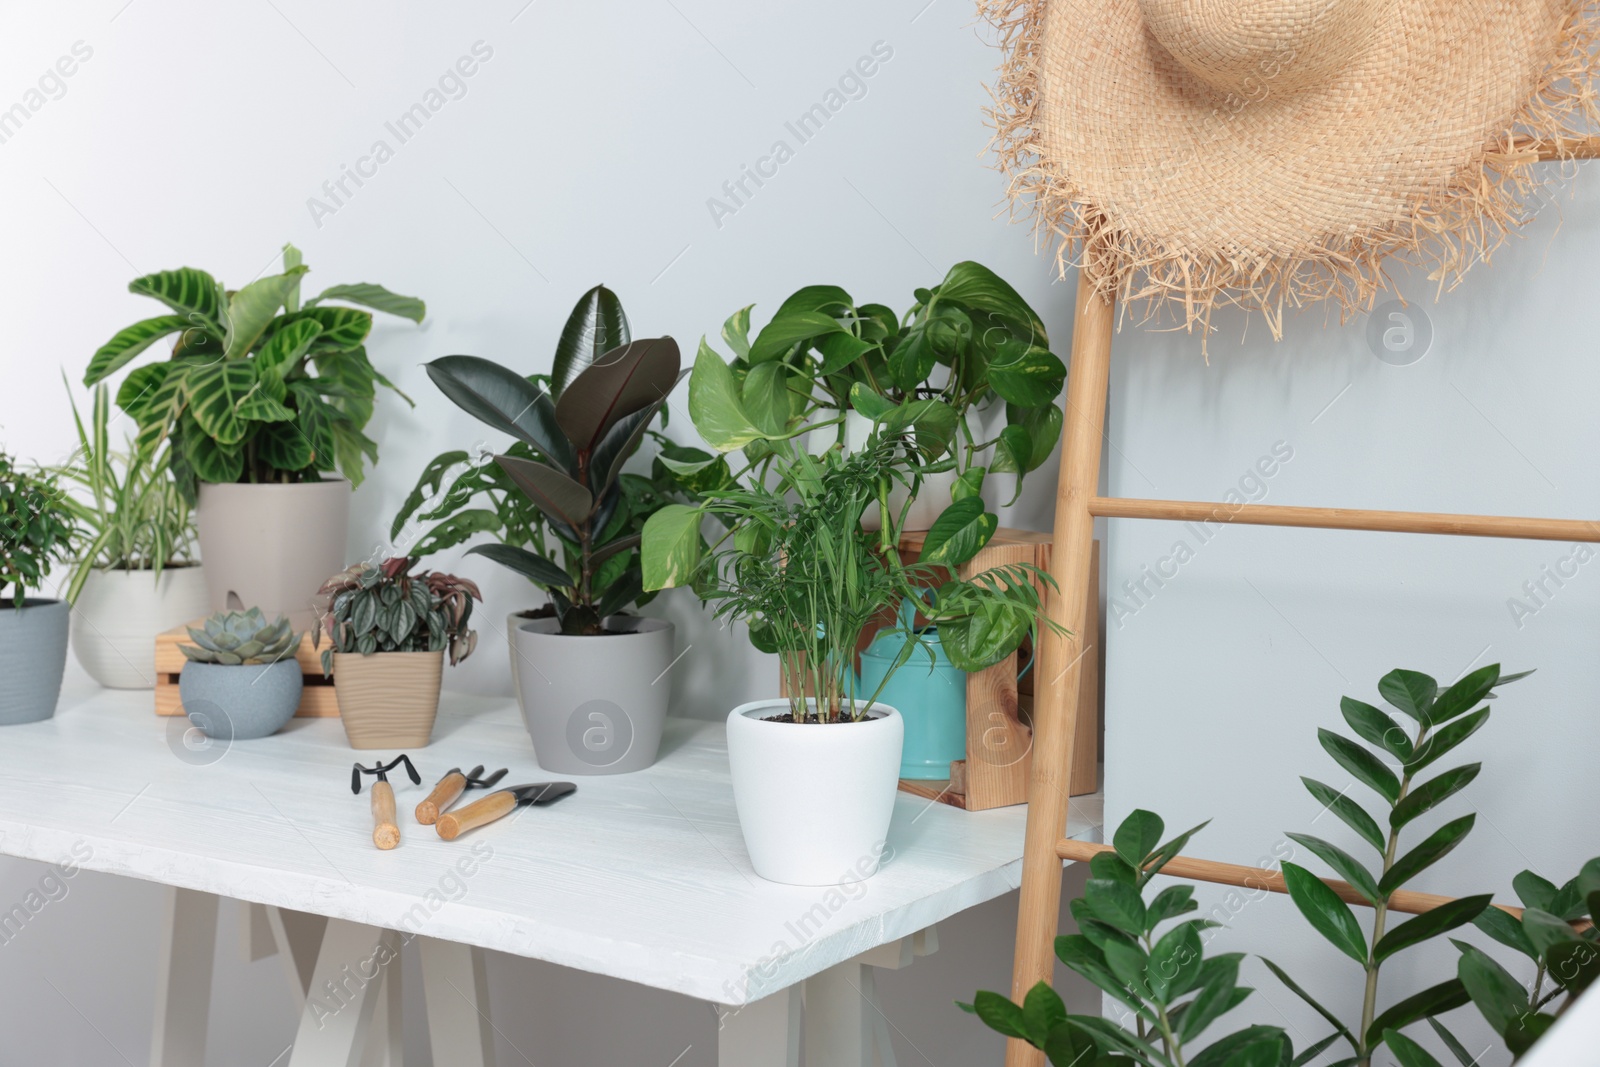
(53, 377), (197, 603)
(313, 557), (481, 674)
(180, 609), (300, 666)
(83, 244), (424, 499)
(962, 809), (1304, 1067)
(421, 290), (684, 637)
(0, 452), (78, 609)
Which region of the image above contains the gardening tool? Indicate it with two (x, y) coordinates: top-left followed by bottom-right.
(351, 755), (421, 850)
(415, 764), (508, 825)
(435, 782), (576, 841)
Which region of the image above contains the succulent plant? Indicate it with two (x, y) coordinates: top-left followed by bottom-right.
(313, 556), (481, 674)
(180, 608), (301, 666)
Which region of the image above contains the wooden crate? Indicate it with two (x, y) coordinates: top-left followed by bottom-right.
(154, 621), (340, 718)
(889, 529), (1101, 811)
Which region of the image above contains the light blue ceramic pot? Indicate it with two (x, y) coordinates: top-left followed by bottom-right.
(0, 599), (69, 725)
(857, 602), (967, 780)
(178, 660), (303, 740)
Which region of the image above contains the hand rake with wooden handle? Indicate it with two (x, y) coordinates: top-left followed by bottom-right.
(351, 755), (422, 850)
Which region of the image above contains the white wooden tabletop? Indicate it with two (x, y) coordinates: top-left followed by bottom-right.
(0, 673), (1102, 1005)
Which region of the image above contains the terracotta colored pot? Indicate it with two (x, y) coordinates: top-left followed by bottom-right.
(332, 650), (443, 749)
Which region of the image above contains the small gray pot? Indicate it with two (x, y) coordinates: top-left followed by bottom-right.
(0, 599), (69, 725)
(178, 660), (303, 740)
(513, 616), (673, 775)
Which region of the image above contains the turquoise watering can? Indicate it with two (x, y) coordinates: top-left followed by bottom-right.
(857, 600), (967, 780)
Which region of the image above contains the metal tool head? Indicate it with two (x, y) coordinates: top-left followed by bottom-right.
(446, 765), (508, 791)
(504, 782), (577, 806)
(351, 754), (422, 794)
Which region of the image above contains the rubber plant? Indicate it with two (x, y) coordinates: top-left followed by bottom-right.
(422, 316), (685, 637)
(82, 243), (424, 501)
(708, 261), (1065, 505)
(0, 452), (77, 609)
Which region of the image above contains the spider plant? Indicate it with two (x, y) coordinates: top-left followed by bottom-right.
(52, 375), (196, 604)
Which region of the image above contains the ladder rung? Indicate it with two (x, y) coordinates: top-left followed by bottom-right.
(1088, 496), (1600, 543)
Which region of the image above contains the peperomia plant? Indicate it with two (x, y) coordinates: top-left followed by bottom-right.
(709, 261), (1066, 505)
(83, 244), (424, 500)
(0, 452), (78, 609)
(312, 557), (481, 674)
(963, 809), (1307, 1067)
(422, 312), (684, 637)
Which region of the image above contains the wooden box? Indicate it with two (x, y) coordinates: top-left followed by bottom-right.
(154, 621), (339, 718)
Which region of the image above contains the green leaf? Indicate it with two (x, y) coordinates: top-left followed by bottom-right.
(848, 381), (896, 421)
(1147, 921), (1203, 1001)
(555, 335), (681, 455)
(935, 261), (1047, 339)
(1428, 664), (1499, 724)
(1301, 778), (1387, 854)
(496, 454), (593, 530)
(1471, 904), (1538, 959)
(180, 418), (242, 484)
(1054, 934), (1147, 1016)
(1146, 885), (1197, 930)
(1177, 957), (1242, 1044)
(1090, 851), (1138, 886)
(816, 331), (876, 375)
(1286, 833), (1381, 905)
(406, 508), (502, 558)
(1282, 862), (1367, 964)
(84, 314), (193, 384)
(222, 267), (307, 359)
(1404, 707), (1489, 775)
(1217, 1036), (1288, 1067)
(749, 308), (848, 363)
(1114, 810), (1166, 869)
(1365, 978), (1469, 1048)
(1391, 764), (1480, 830)
(1101, 938), (1151, 999)
(1040, 1021), (1098, 1067)
(688, 339), (766, 453)
(742, 361), (793, 436)
(720, 303), (754, 359)
(552, 284), (630, 395)
(115, 363), (171, 426)
(1016, 402), (1063, 472)
(1506, 1013), (1558, 1057)
(1084, 878), (1147, 937)
(1143, 821), (1211, 884)
(129, 267), (224, 331)
(1520, 908), (1580, 956)
(1380, 815), (1475, 896)
(1454, 942), (1526, 1035)
(1189, 1026), (1290, 1067)
(280, 306), (373, 352)
(426, 355), (575, 471)
(1258, 957), (1356, 1050)
(288, 382), (338, 471)
(1340, 697), (1413, 760)
(641, 504), (704, 591)
(1513, 870), (1559, 912)
(255, 420), (314, 472)
(918, 498), (998, 566)
(1546, 938), (1600, 994)
(306, 282), (425, 322)
(1022, 982), (1067, 1047)
(1318, 729), (1400, 804)
(1383, 1030), (1444, 1067)
(466, 543), (571, 588)
(969, 990), (1030, 1042)
(390, 450), (471, 538)
(1426, 1017), (1478, 1067)
(988, 340), (1066, 407)
(952, 466), (986, 503)
(989, 425), (1033, 491)
(1378, 669), (1438, 723)
(1290, 1033), (1346, 1067)
(185, 361), (258, 446)
(1373, 895), (1492, 964)
(256, 318), (323, 382)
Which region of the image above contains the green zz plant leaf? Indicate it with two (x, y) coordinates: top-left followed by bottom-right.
(1272, 664), (1530, 1064)
(961, 810), (1301, 1067)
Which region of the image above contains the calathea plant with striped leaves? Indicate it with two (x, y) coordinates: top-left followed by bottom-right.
(83, 243), (424, 500)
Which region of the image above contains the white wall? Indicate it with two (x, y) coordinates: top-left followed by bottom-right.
(0, 1), (1087, 1063)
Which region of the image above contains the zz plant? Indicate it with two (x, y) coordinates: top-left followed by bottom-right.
(313, 557), (481, 674)
(83, 243), (424, 499)
(422, 293), (684, 637)
(0, 452), (77, 609)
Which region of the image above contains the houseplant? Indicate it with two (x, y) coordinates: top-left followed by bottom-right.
(420, 308), (684, 774)
(642, 345), (1060, 884)
(82, 243), (425, 626)
(708, 261), (1065, 526)
(177, 609), (302, 740)
(313, 557), (480, 749)
(54, 378), (208, 688)
(0, 453), (78, 725)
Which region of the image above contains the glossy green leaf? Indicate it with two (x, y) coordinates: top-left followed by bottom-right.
(1365, 978), (1469, 1047)
(1217, 1036), (1288, 1067)
(1374, 895), (1492, 963)
(288, 382), (338, 470)
(1289, 1032), (1345, 1067)
(749, 308), (847, 363)
(1041, 1021), (1099, 1067)
(1114, 810), (1166, 868)
(1258, 957), (1356, 1050)
(255, 420), (314, 472)
(742, 361), (793, 436)
(1318, 729), (1400, 804)
(1380, 815), (1476, 896)
(935, 261), (1047, 339)
(556, 336), (681, 454)
(1286, 833), (1381, 905)
(918, 498), (998, 566)
(185, 361), (258, 446)
(1383, 1030), (1444, 1067)
(1022, 982), (1068, 1046)
(180, 418), (243, 484)
(1513, 870), (1559, 912)
(1427, 664), (1499, 724)
(1146, 885), (1197, 930)
(1282, 862), (1367, 963)
(952, 465), (986, 503)
(1404, 707), (1489, 775)
(1054, 935), (1147, 1016)
(1521, 908), (1580, 956)
(115, 363), (171, 426)
(466, 543), (571, 588)
(1378, 669), (1438, 723)
(1084, 878), (1147, 937)
(390, 450), (471, 538)
(1454, 941), (1527, 1035)
(426, 355), (575, 471)
(222, 268), (306, 359)
(720, 303), (754, 359)
(688, 340), (766, 453)
(849, 381), (895, 420)
(1101, 938), (1151, 999)
(1340, 697), (1413, 760)
(1546, 938), (1600, 994)
(256, 318), (323, 382)
(1189, 1026), (1289, 1067)
(129, 267), (224, 331)
(641, 504), (704, 590)
(1147, 921), (1203, 1001)
(1301, 778), (1387, 854)
(816, 331), (876, 375)
(967, 990), (1030, 1041)
(306, 282), (425, 322)
(1506, 1013), (1558, 1057)
(84, 314), (192, 385)
(496, 454), (593, 530)
(1143, 821), (1211, 884)
(1472, 904), (1538, 959)
(1390, 764), (1480, 831)
(988, 340), (1066, 407)
(1177, 957), (1241, 1044)
(552, 284), (629, 394)
(1090, 851), (1138, 886)
(1426, 1017), (1477, 1067)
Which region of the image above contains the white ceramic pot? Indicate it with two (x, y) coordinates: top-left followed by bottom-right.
(196, 480), (350, 631)
(71, 565), (210, 689)
(726, 699), (904, 885)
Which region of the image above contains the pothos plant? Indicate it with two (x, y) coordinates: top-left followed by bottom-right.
(709, 261), (1066, 506)
(83, 243), (424, 501)
(312, 557), (481, 674)
(421, 298), (686, 637)
(0, 452), (78, 609)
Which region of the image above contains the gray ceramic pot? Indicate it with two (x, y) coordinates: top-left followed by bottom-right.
(178, 659), (303, 740)
(0, 599), (69, 725)
(513, 616), (673, 775)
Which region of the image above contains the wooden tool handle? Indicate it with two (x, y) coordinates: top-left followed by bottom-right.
(416, 772), (467, 825)
(436, 790), (516, 841)
(371, 781), (400, 850)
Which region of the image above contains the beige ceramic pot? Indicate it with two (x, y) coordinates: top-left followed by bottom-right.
(196, 480), (350, 631)
(332, 650), (443, 749)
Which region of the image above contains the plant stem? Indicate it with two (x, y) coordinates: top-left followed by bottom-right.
(1144, 932), (1186, 1067)
(1358, 721), (1426, 1066)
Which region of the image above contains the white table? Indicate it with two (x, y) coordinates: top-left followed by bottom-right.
(0, 675), (1102, 1065)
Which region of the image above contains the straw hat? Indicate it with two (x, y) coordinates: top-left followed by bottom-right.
(981, 0), (1600, 344)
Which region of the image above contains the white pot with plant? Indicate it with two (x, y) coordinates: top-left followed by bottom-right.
(410, 287), (692, 775)
(0, 454), (78, 726)
(81, 245), (425, 630)
(53, 379), (208, 689)
(643, 344), (1061, 886)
